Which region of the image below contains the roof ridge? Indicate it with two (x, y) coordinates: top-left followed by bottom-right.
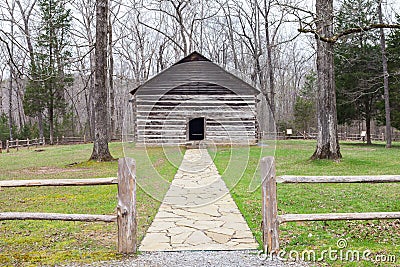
(174, 51), (210, 65)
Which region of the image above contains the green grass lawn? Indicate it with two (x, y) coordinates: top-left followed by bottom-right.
(1, 140), (399, 266)
(0, 142), (182, 266)
(213, 140), (400, 267)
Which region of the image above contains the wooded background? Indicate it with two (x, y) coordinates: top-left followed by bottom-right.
(0, 0), (399, 146)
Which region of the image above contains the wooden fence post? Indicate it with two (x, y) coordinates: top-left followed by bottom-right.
(117, 157), (137, 254)
(261, 156), (279, 255)
(16, 139), (19, 151)
(6, 140), (9, 153)
(0, 140), (2, 153)
(27, 138), (30, 149)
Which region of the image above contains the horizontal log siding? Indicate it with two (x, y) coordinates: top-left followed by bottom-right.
(135, 94), (257, 145)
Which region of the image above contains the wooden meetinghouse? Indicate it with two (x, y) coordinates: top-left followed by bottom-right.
(130, 51), (260, 146)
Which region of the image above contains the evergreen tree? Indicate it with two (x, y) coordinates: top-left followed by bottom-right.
(23, 0), (73, 145)
(294, 72), (317, 133)
(335, 0), (382, 144)
(0, 113), (11, 143)
(378, 23), (400, 130)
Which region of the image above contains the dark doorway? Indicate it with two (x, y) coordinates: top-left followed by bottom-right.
(188, 117), (205, 140)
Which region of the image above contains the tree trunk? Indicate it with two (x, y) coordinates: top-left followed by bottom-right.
(85, 6), (96, 141)
(265, 27), (275, 134)
(378, 1), (392, 148)
(90, 0), (113, 161)
(84, 88), (91, 138)
(49, 99), (54, 145)
(38, 112), (44, 141)
(16, 0), (39, 137)
(108, 10), (115, 140)
(225, 4), (238, 69)
(8, 7), (14, 141)
(8, 64), (13, 141)
(0, 71), (3, 113)
(264, 0), (275, 118)
(311, 0), (342, 160)
(157, 45), (165, 72)
(365, 114), (372, 145)
(89, 54), (96, 140)
(16, 84), (24, 129)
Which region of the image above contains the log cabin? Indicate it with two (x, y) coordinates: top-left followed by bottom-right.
(130, 51), (260, 146)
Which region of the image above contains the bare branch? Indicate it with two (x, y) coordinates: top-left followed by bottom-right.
(299, 23), (400, 43)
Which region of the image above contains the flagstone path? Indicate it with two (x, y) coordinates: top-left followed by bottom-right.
(139, 148), (259, 251)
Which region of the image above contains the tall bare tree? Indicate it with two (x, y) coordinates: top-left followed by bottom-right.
(70, 0), (96, 139)
(310, 0), (341, 160)
(378, 0), (391, 148)
(0, 55), (5, 113)
(90, 0), (113, 161)
(7, 1), (15, 141)
(108, 5), (115, 139)
(15, 0), (44, 141)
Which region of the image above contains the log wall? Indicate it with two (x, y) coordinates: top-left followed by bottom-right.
(134, 82), (257, 145)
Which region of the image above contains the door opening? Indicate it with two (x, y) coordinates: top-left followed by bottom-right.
(188, 117), (205, 140)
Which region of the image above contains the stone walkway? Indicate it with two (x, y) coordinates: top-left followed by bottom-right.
(139, 149), (259, 251)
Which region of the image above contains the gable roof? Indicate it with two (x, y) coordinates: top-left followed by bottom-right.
(131, 51), (259, 96)
(174, 51), (211, 65)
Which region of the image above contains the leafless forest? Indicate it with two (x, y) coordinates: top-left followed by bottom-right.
(0, 0), (398, 145)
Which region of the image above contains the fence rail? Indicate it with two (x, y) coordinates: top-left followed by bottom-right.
(56, 135), (87, 145)
(277, 175), (400, 183)
(258, 131), (400, 141)
(0, 177), (118, 187)
(261, 156), (400, 255)
(0, 157), (137, 254)
(0, 136), (91, 153)
(279, 212), (400, 223)
(3, 138), (45, 152)
(0, 212), (117, 222)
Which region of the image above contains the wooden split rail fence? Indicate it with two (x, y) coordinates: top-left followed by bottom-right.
(261, 156), (400, 254)
(0, 157), (137, 254)
(0, 138), (45, 153)
(56, 135), (88, 145)
(258, 131), (400, 141)
(0, 136), (91, 153)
